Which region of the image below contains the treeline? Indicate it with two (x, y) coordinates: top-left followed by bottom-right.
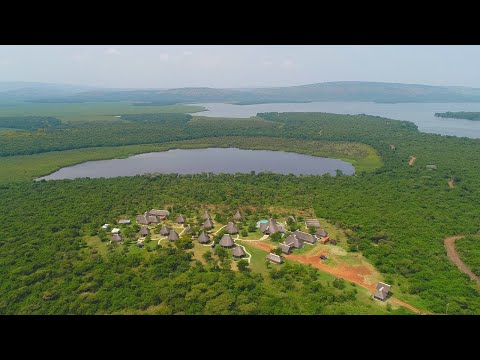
(0, 116), (62, 130)
(435, 112), (480, 121)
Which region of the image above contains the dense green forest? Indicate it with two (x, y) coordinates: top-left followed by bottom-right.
(435, 112), (480, 121)
(456, 236), (480, 278)
(1, 110), (480, 314)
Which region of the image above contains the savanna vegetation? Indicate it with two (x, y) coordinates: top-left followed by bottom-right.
(1, 108), (480, 314)
(435, 112), (480, 121)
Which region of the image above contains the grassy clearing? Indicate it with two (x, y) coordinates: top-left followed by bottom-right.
(0, 102), (205, 124)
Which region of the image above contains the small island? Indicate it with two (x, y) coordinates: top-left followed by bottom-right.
(434, 111), (480, 121)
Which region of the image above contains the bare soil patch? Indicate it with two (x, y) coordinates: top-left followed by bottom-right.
(444, 235), (480, 285)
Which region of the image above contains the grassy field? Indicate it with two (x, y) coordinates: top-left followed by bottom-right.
(0, 102), (205, 124)
(0, 136), (382, 183)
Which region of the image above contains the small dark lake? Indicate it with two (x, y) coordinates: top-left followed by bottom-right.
(37, 148), (355, 180)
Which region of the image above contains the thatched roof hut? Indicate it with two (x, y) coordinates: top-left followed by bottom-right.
(225, 222), (239, 234)
(316, 229), (328, 238)
(202, 210), (211, 220)
(260, 218), (282, 234)
(149, 209), (170, 217)
(168, 230), (179, 241)
(198, 232), (210, 244)
(266, 253), (283, 264)
(278, 243), (291, 254)
(176, 215), (185, 224)
(136, 215), (149, 225)
(293, 230), (316, 244)
(219, 234), (234, 248)
(305, 219), (321, 228)
(139, 227), (149, 236)
(233, 211), (243, 221)
(160, 225), (171, 236)
(203, 218), (214, 230)
(111, 234), (122, 242)
(147, 215), (160, 224)
(284, 234), (304, 249)
(374, 282), (391, 301)
(232, 246), (246, 258)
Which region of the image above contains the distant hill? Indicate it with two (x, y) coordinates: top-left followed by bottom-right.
(0, 82), (97, 102)
(248, 82), (480, 103)
(5, 81), (480, 104)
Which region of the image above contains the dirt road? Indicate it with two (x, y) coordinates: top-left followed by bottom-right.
(448, 177), (455, 189)
(409, 155), (417, 166)
(444, 235), (480, 285)
(249, 241), (424, 314)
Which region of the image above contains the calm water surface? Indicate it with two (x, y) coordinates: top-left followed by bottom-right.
(37, 148), (355, 180)
(188, 102), (480, 138)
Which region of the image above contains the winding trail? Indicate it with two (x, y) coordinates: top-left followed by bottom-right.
(444, 235), (480, 285)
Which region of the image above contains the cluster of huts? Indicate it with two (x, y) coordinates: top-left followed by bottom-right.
(104, 209), (330, 265)
(264, 218), (330, 264)
(275, 219), (330, 255)
(199, 210), (246, 259)
(101, 219), (131, 243)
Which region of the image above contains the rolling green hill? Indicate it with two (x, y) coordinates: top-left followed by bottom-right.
(23, 81), (480, 104)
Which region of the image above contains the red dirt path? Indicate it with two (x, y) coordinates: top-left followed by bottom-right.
(444, 235), (480, 286)
(251, 241), (424, 314)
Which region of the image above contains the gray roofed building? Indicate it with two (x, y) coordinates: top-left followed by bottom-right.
(278, 243), (291, 254)
(149, 209), (170, 218)
(111, 228), (120, 234)
(233, 211), (243, 221)
(426, 164), (437, 170)
(111, 234), (122, 242)
(160, 225), (171, 236)
(305, 219), (321, 228)
(284, 234), (304, 249)
(260, 218), (283, 235)
(232, 246), (246, 258)
(225, 222), (239, 234)
(266, 253), (283, 264)
(198, 231), (210, 244)
(139, 227), (149, 236)
(202, 210), (211, 220)
(203, 218), (214, 230)
(136, 215), (149, 225)
(118, 219), (131, 224)
(176, 215), (185, 224)
(293, 230), (316, 244)
(219, 234), (234, 248)
(147, 215), (160, 224)
(316, 229), (328, 238)
(168, 230), (179, 241)
(373, 282), (391, 301)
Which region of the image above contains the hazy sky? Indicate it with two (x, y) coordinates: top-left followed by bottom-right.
(1, 45), (480, 89)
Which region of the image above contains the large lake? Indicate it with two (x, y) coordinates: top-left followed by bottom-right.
(37, 148), (355, 180)
(188, 102), (480, 139)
